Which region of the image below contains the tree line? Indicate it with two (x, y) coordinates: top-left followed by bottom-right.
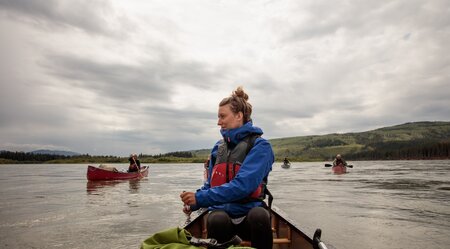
(0, 151), (123, 163)
(0, 151), (71, 162)
(142, 151), (193, 158)
(345, 141), (450, 160)
(1, 141), (448, 163)
(0, 150), (194, 163)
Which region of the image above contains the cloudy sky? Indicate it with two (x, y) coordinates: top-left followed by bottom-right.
(1, 0), (449, 156)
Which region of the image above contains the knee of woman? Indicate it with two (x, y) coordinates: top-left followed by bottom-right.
(247, 207), (270, 223)
(207, 210), (231, 227)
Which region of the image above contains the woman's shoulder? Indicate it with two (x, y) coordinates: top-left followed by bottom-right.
(253, 135), (270, 144)
(251, 135), (273, 154)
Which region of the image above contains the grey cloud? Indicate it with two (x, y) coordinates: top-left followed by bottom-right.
(282, 0), (448, 42)
(0, 0), (130, 36)
(143, 105), (214, 120)
(41, 52), (227, 106)
(43, 54), (172, 102)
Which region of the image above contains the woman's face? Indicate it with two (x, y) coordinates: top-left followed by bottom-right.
(217, 104), (243, 130)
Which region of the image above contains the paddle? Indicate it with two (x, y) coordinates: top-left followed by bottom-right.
(132, 157), (142, 176)
(182, 191), (192, 225)
(313, 229), (329, 249)
(324, 163), (353, 168)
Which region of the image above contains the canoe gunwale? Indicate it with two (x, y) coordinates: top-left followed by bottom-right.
(182, 205), (329, 249)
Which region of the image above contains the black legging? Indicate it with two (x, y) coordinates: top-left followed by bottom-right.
(207, 207), (272, 249)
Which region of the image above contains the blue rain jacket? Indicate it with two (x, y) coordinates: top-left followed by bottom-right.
(192, 122), (274, 218)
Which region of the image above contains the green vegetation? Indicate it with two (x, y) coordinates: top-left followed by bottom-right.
(1, 121), (449, 164)
(0, 150), (206, 164)
(270, 121), (450, 161)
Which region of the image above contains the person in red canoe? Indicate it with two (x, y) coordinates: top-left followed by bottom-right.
(128, 153), (141, 172)
(332, 154), (347, 166)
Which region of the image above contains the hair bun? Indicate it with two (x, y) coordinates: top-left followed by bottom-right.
(233, 86), (249, 101)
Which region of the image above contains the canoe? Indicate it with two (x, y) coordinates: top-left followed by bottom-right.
(86, 165), (149, 181)
(183, 206), (333, 249)
(281, 162), (291, 169)
(331, 164), (347, 174)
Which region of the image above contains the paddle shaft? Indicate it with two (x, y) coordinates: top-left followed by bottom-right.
(325, 163), (353, 168)
(182, 191), (191, 224)
(132, 158), (142, 176)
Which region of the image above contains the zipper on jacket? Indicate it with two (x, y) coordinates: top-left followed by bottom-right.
(225, 150), (231, 183)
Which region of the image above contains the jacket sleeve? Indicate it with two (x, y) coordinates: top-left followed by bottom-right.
(195, 137), (274, 208)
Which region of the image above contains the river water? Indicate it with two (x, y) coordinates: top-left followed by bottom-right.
(0, 160), (449, 249)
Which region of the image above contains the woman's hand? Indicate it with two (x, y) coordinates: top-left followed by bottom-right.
(180, 191), (196, 215)
(180, 191), (197, 206)
(182, 205), (192, 215)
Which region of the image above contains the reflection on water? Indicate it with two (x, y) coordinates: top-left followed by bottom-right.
(86, 180), (123, 193)
(128, 179), (141, 193)
(86, 179), (144, 194)
(437, 186), (450, 191)
(86, 180), (120, 191)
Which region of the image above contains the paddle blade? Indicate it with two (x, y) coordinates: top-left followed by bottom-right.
(347, 165), (353, 168)
(324, 164), (332, 167)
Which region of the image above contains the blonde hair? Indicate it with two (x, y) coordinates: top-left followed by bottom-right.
(219, 86), (253, 123)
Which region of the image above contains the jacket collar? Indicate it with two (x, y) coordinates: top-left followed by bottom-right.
(220, 121), (263, 145)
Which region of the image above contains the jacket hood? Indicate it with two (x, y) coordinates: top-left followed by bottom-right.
(220, 121), (263, 145)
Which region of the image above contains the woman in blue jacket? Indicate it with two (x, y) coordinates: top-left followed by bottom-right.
(180, 86), (274, 249)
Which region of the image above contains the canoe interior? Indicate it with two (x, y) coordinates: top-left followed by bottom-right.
(184, 206), (314, 249)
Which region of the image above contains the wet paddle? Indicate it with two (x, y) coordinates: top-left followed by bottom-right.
(325, 163), (353, 168)
(132, 158), (142, 176)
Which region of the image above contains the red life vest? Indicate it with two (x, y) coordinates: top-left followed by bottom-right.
(210, 134), (265, 201)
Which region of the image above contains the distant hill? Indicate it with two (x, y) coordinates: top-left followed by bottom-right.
(191, 121), (450, 161)
(30, 150), (81, 156)
(2, 121), (448, 164)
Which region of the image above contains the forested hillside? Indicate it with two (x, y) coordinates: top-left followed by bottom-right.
(190, 122), (450, 161)
(268, 121), (450, 161)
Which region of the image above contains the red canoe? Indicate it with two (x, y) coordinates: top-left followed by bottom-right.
(86, 165), (149, 181)
(332, 164), (347, 174)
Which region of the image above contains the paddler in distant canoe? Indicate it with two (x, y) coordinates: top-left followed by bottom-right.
(180, 86), (275, 249)
(128, 153), (141, 172)
(332, 154), (347, 166)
